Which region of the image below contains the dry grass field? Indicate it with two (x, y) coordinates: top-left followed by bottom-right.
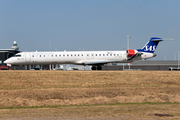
(0, 71), (180, 119)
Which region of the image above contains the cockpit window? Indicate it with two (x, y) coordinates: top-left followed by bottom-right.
(13, 55), (21, 57)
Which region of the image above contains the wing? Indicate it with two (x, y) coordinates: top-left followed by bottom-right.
(84, 60), (123, 65)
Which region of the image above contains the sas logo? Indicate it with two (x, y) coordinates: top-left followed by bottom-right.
(17, 58), (24, 60)
(107, 52), (114, 54)
(144, 45), (156, 51)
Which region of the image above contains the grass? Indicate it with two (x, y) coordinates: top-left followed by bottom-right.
(0, 71), (180, 90)
(1, 103), (180, 119)
(0, 102), (179, 110)
(0, 71), (180, 119)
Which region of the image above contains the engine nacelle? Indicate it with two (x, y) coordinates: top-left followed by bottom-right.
(126, 49), (138, 57)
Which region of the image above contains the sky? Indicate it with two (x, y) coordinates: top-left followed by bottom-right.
(0, 0), (180, 60)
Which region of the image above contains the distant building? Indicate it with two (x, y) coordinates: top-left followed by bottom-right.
(102, 60), (178, 71)
(0, 41), (20, 65)
(11, 41), (19, 51)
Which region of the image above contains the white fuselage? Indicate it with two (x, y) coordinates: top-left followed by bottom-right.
(4, 50), (155, 66)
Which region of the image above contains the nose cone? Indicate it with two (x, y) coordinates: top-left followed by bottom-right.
(4, 59), (12, 66)
(4, 60), (8, 64)
(4, 59), (12, 64)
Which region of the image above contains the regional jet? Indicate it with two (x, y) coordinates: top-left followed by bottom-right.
(4, 37), (163, 70)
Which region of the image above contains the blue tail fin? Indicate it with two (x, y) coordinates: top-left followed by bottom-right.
(137, 37), (163, 53)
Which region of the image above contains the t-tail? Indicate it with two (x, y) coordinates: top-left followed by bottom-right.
(137, 37), (163, 53)
(127, 37), (163, 61)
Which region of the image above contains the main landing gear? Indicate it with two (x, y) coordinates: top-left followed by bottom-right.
(91, 65), (102, 70)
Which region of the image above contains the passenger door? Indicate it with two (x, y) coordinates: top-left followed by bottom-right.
(25, 52), (31, 63)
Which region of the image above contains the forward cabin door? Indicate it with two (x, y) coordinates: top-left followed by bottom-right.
(25, 52), (31, 63)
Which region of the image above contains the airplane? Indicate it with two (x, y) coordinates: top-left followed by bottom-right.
(4, 37), (163, 70)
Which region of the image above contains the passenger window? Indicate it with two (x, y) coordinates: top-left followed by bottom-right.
(82, 54), (83, 56)
(40, 55), (41, 57)
(32, 55), (34, 57)
(67, 54), (69, 57)
(52, 55), (53, 57)
(63, 54), (65, 57)
(99, 54), (101, 56)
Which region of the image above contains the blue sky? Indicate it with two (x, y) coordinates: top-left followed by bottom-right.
(0, 0), (180, 60)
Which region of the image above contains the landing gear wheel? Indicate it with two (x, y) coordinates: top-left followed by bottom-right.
(97, 66), (102, 70)
(91, 66), (96, 70)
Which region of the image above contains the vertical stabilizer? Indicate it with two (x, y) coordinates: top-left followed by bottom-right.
(137, 37), (163, 53)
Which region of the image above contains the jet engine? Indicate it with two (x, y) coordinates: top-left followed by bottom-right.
(126, 49), (138, 57)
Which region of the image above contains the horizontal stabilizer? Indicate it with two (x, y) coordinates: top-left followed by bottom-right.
(151, 39), (163, 42)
